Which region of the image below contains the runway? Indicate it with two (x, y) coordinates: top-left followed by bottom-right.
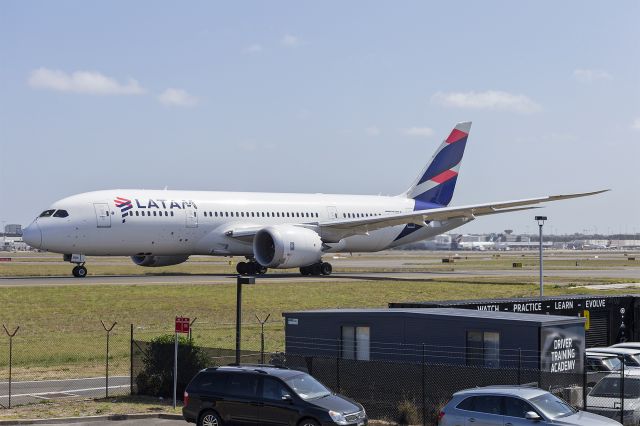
(3, 267), (640, 287)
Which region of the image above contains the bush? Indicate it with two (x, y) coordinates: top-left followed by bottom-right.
(396, 398), (421, 425)
(136, 334), (209, 398)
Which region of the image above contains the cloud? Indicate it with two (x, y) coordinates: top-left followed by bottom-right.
(28, 68), (145, 95)
(281, 34), (301, 47)
(403, 127), (434, 137)
(365, 126), (381, 136)
(244, 44), (264, 53)
(157, 88), (198, 108)
(632, 118), (640, 131)
(432, 90), (541, 114)
(573, 68), (612, 83)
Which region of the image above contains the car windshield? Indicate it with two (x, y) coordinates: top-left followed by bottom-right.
(284, 373), (331, 400)
(530, 393), (577, 419)
(590, 377), (640, 398)
(628, 355), (640, 367)
(602, 357), (622, 371)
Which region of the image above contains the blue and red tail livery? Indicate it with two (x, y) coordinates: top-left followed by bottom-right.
(406, 121), (471, 209)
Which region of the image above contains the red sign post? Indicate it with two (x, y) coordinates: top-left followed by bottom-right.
(174, 316), (190, 409)
(175, 317), (190, 334)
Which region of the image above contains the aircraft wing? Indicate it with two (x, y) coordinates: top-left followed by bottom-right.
(316, 189), (608, 239)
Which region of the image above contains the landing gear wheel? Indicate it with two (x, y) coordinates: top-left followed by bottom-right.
(72, 265), (87, 278)
(256, 265), (268, 275)
(198, 410), (221, 426)
(300, 266), (311, 276)
(236, 262), (248, 275)
(311, 263), (322, 276)
(320, 262), (332, 276)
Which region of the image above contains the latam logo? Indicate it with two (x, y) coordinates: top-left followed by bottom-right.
(115, 197), (133, 223)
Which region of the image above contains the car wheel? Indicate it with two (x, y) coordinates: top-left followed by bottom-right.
(298, 419), (320, 426)
(199, 410), (221, 426)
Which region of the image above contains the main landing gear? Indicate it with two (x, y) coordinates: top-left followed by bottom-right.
(236, 260), (268, 276)
(300, 262), (332, 276)
(64, 254), (88, 278)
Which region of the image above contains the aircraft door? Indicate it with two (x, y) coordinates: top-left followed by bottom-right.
(94, 203), (111, 228)
(185, 206), (198, 228)
(327, 206), (338, 220)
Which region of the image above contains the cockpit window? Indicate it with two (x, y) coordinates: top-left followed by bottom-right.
(53, 210), (69, 218)
(39, 210), (55, 217)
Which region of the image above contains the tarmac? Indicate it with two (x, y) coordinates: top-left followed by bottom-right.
(2, 266), (640, 287)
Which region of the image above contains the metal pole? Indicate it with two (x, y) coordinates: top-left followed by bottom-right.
(621, 356), (625, 424)
(422, 343), (426, 426)
(255, 314), (270, 364)
(8, 336), (12, 409)
(3, 325), (18, 409)
(236, 278), (242, 365)
(174, 331), (178, 409)
(539, 223), (544, 297)
(100, 321), (116, 399)
(130, 324), (133, 395)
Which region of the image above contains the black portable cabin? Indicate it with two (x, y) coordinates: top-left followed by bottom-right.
(283, 308), (585, 373)
(389, 294), (638, 347)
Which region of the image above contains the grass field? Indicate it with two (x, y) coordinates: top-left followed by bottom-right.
(0, 249), (639, 381)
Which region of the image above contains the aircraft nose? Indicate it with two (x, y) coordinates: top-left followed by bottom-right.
(22, 222), (42, 249)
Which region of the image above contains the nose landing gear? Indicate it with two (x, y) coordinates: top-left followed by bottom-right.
(64, 254), (88, 278)
(72, 265), (88, 278)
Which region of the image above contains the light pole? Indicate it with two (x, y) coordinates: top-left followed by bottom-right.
(235, 275), (255, 365)
(535, 216), (547, 297)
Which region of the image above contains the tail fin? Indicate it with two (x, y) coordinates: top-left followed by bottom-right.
(405, 121), (471, 208)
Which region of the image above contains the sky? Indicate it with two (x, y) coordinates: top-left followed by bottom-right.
(1, 1), (639, 235)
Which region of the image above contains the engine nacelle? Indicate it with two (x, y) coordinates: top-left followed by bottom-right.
(253, 225), (322, 268)
(131, 255), (190, 267)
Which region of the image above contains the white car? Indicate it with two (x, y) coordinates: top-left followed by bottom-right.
(611, 342), (640, 351)
(588, 369), (640, 425)
(588, 348), (640, 368)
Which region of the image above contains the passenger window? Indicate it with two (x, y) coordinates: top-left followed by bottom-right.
(504, 397), (535, 418)
(135, 211), (139, 216)
(53, 210), (69, 218)
(227, 374), (259, 398)
(204, 212), (207, 217)
(190, 372), (228, 393)
(39, 210), (56, 217)
(171, 211), (174, 216)
(457, 396), (475, 411)
(473, 396), (503, 415)
(142, 211), (146, 216)
(262, 378), (290, 401)
(153, 211), (157, 217)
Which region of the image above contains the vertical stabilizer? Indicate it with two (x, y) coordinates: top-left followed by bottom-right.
(405, 121), (471, 208)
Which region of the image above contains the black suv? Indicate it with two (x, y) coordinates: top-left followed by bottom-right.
(183, 365), (367, 426)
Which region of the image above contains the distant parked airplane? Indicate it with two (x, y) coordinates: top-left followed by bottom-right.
(22, 122), (606, 277)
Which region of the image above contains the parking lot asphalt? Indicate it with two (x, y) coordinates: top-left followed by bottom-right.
(47, 418), (184, 426)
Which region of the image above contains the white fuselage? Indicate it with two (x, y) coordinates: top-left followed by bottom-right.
(27, 189), (469, 258)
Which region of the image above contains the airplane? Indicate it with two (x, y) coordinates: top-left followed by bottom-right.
(22, 122), (607, 278)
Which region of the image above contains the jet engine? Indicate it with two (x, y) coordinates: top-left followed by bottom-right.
(131, 255), (190, 267)
(253, 225), (322, 268)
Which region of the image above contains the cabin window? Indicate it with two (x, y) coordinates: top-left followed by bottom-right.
(204, 212), (208, 217)
(153, 211), (157, 217)
(135, 211), (139, 216)
(171, 211), (174, 216)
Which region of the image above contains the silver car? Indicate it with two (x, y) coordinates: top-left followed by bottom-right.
(439, 386), (620, 425)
